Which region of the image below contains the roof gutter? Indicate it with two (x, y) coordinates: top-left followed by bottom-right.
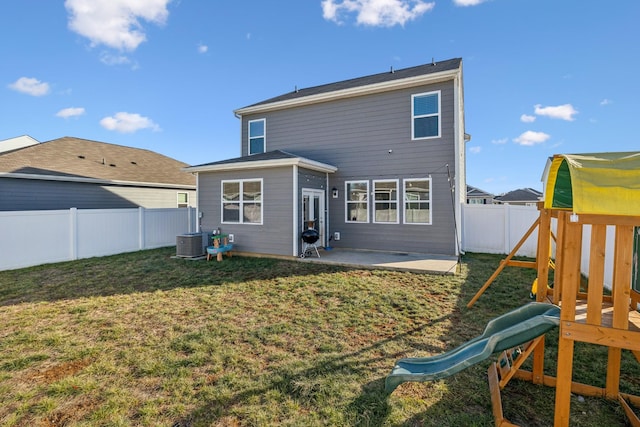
(183, 157), (337, 174)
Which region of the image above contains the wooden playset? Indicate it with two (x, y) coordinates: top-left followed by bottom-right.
(476, 152), (640, 426)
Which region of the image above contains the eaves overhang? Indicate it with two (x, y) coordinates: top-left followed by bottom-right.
(234, 68), (461, 116)
(0, 172), (196, 190)
(183, 157), (337, 174)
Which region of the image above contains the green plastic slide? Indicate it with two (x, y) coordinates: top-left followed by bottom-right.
(385, 302), (560, 393)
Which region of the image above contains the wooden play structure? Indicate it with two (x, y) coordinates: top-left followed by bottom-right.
(471, 152), (640, 426)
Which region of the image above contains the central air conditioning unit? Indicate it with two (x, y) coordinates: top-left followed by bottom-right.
(176, 233), (204, 257)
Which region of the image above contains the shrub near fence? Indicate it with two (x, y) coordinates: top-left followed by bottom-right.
(0, 207), (197, 271)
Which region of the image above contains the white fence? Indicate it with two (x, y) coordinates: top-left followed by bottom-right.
(462, 204), (621, 289)
(0, 207), (197, 271)
(462, 204), (540, 257)
(0, 204), (623, 287)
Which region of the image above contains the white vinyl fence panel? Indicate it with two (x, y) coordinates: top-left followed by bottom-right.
(0, 207), (196, 271)
(462, 204), (540, 257)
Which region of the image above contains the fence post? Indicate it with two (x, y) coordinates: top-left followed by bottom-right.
(70, 208), (78, 260)
(502, 204), (510, 254)
(138, 207), (145, 250)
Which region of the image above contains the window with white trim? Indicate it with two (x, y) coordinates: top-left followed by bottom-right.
(345, 180), (369, 223)
(403, 178), (431, 224)
(248, 119), (266, 155)
(177, 192), (189, 208)
(412, 91), (440, 140)
(373, 180), (398, 224)
(222, 179), (263, 224)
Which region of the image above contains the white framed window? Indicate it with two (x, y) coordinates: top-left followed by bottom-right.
(221, 179), (263, 224)
(403, 178), (431, 224)
(373, 180), (399, 224)
(177, 192), (189, 208)
(248, 118), (266, 155)
(345, 180), (369, 223)
(412, 91), (441, 140)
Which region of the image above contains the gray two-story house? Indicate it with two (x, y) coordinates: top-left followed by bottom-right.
(185, 58), (467, 257)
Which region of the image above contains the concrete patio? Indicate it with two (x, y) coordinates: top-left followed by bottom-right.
(299, 247), (460, 275)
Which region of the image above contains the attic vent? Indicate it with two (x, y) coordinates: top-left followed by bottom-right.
(131, 161), (137, 165)
(109, 163), (116, 167)
(78, 155), (85, 159)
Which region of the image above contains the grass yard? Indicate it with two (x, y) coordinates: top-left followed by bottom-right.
(0, 248), (638, 426)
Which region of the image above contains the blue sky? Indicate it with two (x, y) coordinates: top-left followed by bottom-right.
(2, 0), (638, 195)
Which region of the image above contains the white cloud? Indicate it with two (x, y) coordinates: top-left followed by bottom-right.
(197, 43), (208, 54)
(99, 52), (132, 66)
(600, 98), (612, 106)
(56, 107), (86, 118)
(8, 77), (50, 96)
(65, 0), (170, 51)
(100, 112), (160, 133)
(520, 114), (536, 123)
(453, 0), (487, 6)
(491, 138), (508, 145)
(513, 131), (550, 146)
(534, 103), (578, 121)
(322, 0), (435, 27)
(469, 146), (481, 154)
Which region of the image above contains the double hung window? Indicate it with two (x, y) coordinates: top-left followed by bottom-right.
(345, 181), (369, 223)
(248, 119), (266, 155)
(222, 179), (263, 224)
(412, 91), (440, 140)
(403, 178), (431, 224)
(373, 180), (398, 224)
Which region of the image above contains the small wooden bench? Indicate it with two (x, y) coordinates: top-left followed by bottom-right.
(206, 234), (233, 262)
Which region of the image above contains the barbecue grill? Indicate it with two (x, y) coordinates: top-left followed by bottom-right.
(300, 228), (320, 258)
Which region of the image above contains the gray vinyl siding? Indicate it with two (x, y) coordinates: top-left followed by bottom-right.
(198, 167), (294, 256)
(0, 178), (196, 211)
(240, 79), (458, 254)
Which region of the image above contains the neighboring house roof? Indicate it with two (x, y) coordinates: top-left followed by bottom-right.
(184, 150), (337, 174)
(466, 185), (494, 199)
(0, 135), (39, 154)
(494, 188), (543, 203)
(235, 58), (462, 115)
(0, 136), (195, 188)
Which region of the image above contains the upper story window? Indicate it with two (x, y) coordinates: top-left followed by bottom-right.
(248, 119), (266, 155)
(177, 192), (189, 208)
(222, 179), (263, 224)
(345, 180), (369, 223)
(412, 91), (441, 140)
(403, 178), (431, 224)
(373, 180), (399, 224)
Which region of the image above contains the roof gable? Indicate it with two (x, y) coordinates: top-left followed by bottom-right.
(0, 136), (195, 187)
(466, 185), (494, 198)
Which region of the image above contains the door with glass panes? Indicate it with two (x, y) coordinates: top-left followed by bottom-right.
(301, 189), (325, 246)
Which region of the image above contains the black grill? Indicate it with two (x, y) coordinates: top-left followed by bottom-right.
(301, 229), (319, 244)
(300, 228), (320, 258)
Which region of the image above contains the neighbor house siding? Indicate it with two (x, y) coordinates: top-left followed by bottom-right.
(240, 79), (458, 254)
(198, 167), (294, 256)
(0, 178), (196, 211)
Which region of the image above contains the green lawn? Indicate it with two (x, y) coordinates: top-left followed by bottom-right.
(0, 248), (638, 426)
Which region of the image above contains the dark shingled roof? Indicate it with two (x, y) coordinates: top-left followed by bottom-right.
(495, 188), (543, 203)
(190, 150), (301, 168)
(239, 58), (462, 110)
(0, 136), (195, 187)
